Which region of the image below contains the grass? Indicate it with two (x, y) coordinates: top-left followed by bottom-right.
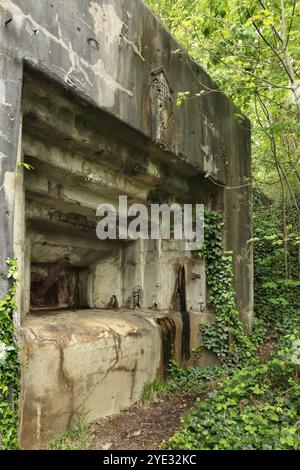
(141, 363), (224, 403)
(140, 379), (169, 402)
(48, 417), (93, 450)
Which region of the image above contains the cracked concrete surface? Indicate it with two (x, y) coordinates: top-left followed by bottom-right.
(20, 309), (166, 449)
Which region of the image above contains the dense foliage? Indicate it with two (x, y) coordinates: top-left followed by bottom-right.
(141, 361), (223, 401)
(0, 259), (20, 450)
(193, 211), (254, 365)
(169, 339), (300, 450)
(253, 194), (300, 324)
(165, 205), (300, 450)
(145, 0), (300, 201)
(164, 208), (300, 450)
(139, 202), (299, 449)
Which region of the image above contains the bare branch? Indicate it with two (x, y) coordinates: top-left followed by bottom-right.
(248, 9), (294, 83)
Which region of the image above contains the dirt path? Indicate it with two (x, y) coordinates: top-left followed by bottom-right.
(89, 391), (198, 450)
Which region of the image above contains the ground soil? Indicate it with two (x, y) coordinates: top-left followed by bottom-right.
(89, 391), (198, 450)
(88, 331), (278, 451)
(257, 328), (277, 362)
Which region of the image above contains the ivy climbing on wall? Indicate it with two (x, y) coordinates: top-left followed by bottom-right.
(167, 208), (300, 451)
(193, 211), (254, 365)
(0, 259), (20, 450)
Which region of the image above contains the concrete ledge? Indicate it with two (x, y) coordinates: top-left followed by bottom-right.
(19, 309), (183, 449)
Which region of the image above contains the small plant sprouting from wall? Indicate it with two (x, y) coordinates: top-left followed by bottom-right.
(193, 211), (254, 365)
(0, 259), (20, 450)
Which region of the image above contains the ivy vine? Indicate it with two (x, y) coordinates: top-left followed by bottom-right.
(0, 259), (20, 450)
(168, 206), (300, 451)
(193, 211), (254, 365)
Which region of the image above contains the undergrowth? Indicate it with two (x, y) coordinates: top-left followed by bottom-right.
(168, 328), (300, 450)
(49, 418), (93, 450)
(0, 259), (20, 450)
(141, 362), (223, 402)
(165, 205), (300, 450)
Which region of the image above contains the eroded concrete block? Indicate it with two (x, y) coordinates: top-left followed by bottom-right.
(20, 309), (182, 449)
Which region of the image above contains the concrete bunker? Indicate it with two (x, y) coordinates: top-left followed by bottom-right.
(21, 70), (210, 323)
(0, 0), (253, 449)
(17, 70), (215, 447)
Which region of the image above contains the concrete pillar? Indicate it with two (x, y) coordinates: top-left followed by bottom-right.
(0, 34), (23, 298)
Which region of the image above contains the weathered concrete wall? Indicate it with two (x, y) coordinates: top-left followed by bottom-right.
(20, 308), (217, 449)
(0, 0), (235, 176)
(19, 310), (176, 449)
(0, 1), (252, 314)
(16, 69), (217, 448)
(19, 74), (210, 318)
